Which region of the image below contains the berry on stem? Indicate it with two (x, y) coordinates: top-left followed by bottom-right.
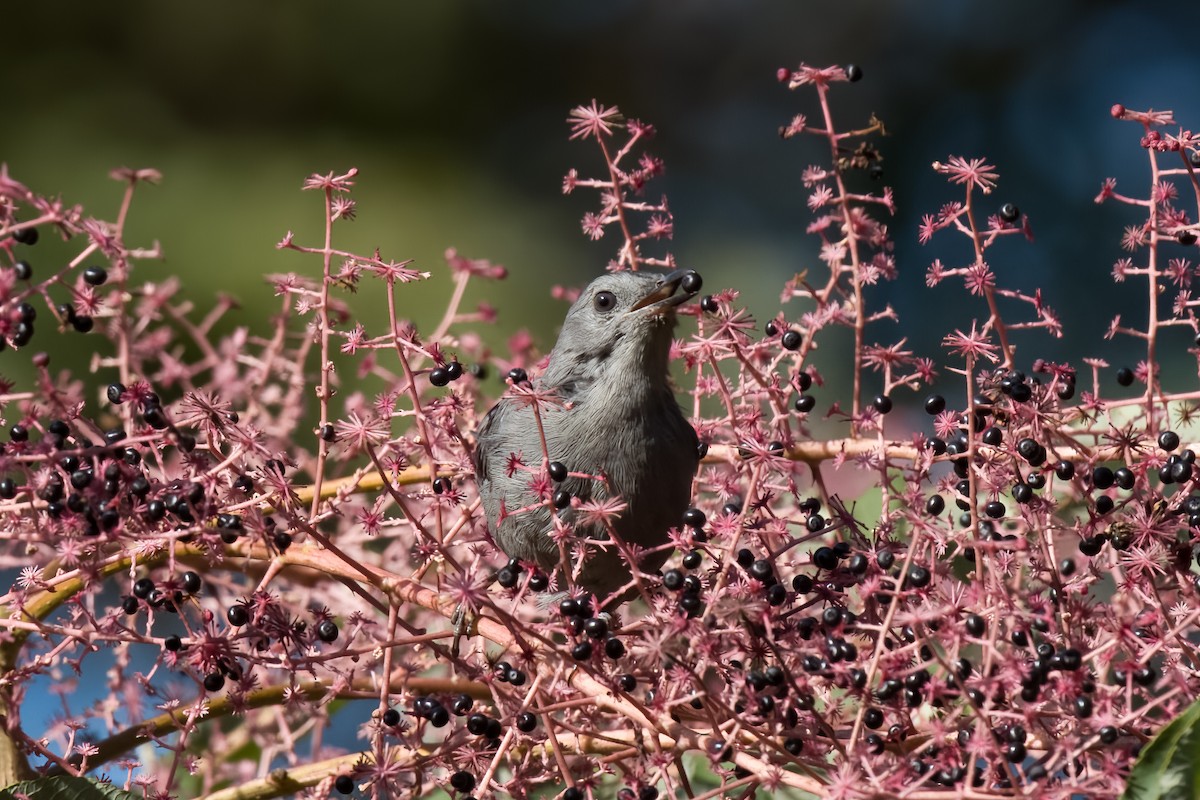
(316, 620), (339, 642)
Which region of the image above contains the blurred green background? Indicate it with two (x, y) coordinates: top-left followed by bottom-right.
(4, 0), (1199, 393)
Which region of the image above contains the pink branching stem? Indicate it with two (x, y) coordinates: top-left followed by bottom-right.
(813, 81), (867, 416)
(309, 180), (339, 521)
(961, 192), (1015, 368)
(596, 130), (644, 271)
(1143, 133), (1164, 424)
(382, 275), (446, 546)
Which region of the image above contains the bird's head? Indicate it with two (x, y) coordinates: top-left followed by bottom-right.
(541, 268), (702, 396)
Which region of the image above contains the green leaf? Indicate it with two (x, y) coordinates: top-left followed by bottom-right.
(1121, 696), (1200, 800)
(0, 775), (141, 800)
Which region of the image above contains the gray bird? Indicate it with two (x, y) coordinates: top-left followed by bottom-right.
(474, 268), (702, 606)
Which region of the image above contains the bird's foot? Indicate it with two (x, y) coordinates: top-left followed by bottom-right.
(450, 604), (478, 659)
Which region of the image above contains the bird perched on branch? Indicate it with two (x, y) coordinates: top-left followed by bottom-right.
(474, 268), (703, 607)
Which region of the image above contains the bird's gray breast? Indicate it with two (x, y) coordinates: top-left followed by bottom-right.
(475, 384), (698, 570)
(554, 387), (697, 540)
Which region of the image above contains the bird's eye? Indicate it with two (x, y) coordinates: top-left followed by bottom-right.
(593, 291), (617, 313)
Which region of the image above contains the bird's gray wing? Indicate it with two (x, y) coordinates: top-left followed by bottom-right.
(472, 401), (509, 484)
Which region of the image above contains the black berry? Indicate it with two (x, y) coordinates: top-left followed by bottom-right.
(449, 771), (476, 792)
(316, 620), (339, 642)
(1091, 466), (1115, 490)
(907, 565), (931, 589)
(181, 571), (202, 594)
(496, 567), (518, 589)
(12, 227), (38, 245)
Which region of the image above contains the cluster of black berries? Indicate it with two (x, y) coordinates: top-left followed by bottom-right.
(996, 367), (1036, 403)
(225, 601), (339, 646)
(495, 558), (548, 592)
(793, 370), (816, 413)
(1155, 432), (1193, 485)
(0, 418), (165, 536)
(659, 505), (718, 617)
(142, 478), (211, 527)
(558, 595), (625, 660)
(2, 226), (106, 347)
(107, 382), (198, 452)
(735, 663), (795, 721)
(465, 707), (505, 748)
(411, 695), (452, 727)
(732, 547), (788, 606)
(120, 569), (204, 617)
(119, 569), (260, 696)
(808, 539), (852, 573)
(547, 460), (572, 510)
(2, 300), (38, 349)
(429, 360), (464, 387)
(1012, 638), (1088, 704)
(794, 602), (860, 676)
(492, 659), (528, 686)
(764, 318), (804, 353)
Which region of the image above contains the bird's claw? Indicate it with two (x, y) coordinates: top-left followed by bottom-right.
(450, 604), (477, 659)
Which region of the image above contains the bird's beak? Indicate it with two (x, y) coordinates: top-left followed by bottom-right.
(629, 268), (702, 312)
